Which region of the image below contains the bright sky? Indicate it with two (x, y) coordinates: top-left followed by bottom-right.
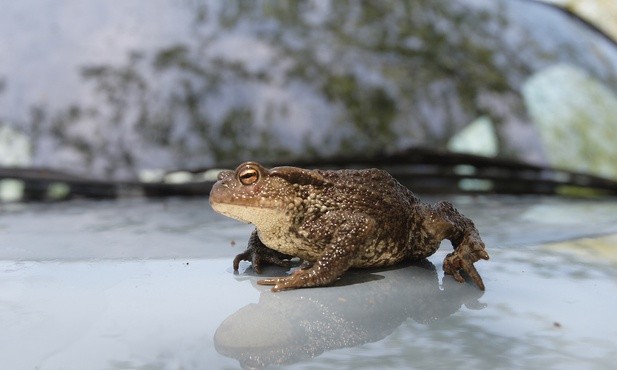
(541, 0), (617, 40)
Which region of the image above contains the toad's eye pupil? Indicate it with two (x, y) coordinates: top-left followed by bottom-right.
(239, 169), (258, 185)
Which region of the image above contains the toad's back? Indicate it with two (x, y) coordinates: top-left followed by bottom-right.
(305, 168), (434, 266)
(317, 167), (420, 210)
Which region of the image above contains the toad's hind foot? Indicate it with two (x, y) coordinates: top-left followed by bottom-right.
(443, 237), (489, 290)
(257, 269), (315, 292)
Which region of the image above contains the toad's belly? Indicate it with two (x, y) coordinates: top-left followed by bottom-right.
(257, 228), (323, 261)
(258, 227), (436, 268)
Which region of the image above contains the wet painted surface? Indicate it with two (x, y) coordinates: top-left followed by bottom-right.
(1, 197), (616, 369)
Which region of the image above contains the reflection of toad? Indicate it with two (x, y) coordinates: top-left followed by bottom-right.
(214, 260), (486, 369)
(210, 162), (489, 291)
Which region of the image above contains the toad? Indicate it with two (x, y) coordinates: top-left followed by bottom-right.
(210, 162), (489, 291)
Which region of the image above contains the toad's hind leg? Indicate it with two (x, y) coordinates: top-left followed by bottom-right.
(423, 201), (490, 290)
(258, 213), (374, 292)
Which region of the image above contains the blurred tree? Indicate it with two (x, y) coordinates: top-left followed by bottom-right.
(15, 0), (617, 179)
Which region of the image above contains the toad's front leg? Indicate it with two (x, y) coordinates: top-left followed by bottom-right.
(233, 229), (293, 273)
(423, 201), (490, 290)
(258, 213), (374, 292)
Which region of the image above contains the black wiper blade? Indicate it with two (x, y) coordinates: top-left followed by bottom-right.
(3, 147), (617, 202)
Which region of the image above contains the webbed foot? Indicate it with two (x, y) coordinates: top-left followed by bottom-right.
(443, 237), (489, 290)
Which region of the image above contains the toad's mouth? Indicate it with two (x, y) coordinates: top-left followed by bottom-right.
(210, 201), (252, 223)
(210, 199), (282, 226)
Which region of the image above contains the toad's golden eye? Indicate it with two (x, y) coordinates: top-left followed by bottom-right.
(238, 167), (259, 185)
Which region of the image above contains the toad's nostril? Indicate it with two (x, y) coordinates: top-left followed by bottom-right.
(217, 170), (233, 181)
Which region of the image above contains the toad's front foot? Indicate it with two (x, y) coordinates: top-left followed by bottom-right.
(233, 249), (292, 274)
(443, 237), (489, 290)
(233, 230), (293, 274)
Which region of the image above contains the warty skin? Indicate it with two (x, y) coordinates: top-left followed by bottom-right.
(210, 162), (489, 292)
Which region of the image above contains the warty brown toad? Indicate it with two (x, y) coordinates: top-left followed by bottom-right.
(209, 162), (489, 291)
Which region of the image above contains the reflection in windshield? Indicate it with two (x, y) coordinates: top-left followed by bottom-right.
(214, 261), (485, 369)
(524, 64), (617, 180)
(2, 1), (617, 182)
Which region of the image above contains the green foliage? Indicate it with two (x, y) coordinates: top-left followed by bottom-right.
(17, 1), (554, 177)
(322, 74), (396, 154)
